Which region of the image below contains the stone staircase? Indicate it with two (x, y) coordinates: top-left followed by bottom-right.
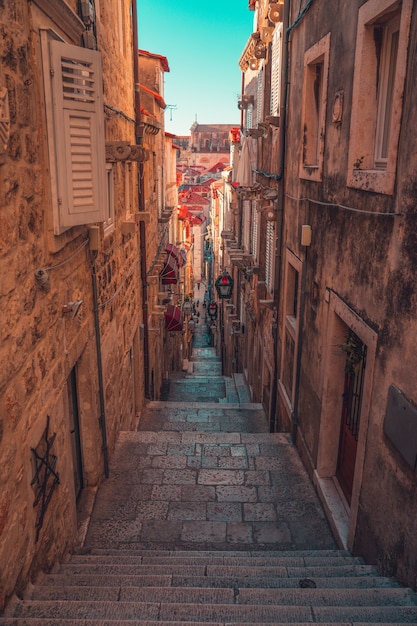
(2, 328), (416, 624)
(2, 548), (417, 624)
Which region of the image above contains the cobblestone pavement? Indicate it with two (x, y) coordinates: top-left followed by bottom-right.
(83, 294), (336, 553)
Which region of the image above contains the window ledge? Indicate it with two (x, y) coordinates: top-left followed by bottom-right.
(347, 168), (394, 195)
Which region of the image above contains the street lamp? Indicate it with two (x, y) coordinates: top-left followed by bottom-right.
(182, 297), (192, 316)
(208, 302), (218, 320)
(215, 271), (234, 300)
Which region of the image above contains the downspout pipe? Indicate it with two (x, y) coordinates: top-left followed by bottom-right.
(269, 0), (290, 432)
(132, 1), (150, 399)
(90, 252), (109, 478)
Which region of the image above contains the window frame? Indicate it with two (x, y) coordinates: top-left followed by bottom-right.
(299, 33), (331, 182)
(41, 31), (107, 234)
(347, 0), (412, 195)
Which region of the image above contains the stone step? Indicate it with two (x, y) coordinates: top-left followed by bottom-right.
(5, 599), (417, 622)
(30, 585), (415, 607)
(57, 562), (379, 579)
(33, 572), (401, 590)
(233, 373), (252, 403)
(121, 430), (286, 443)
(0, 617), (409, 626)
(68, 553), (365, 567)
(86, 548), (351, 558)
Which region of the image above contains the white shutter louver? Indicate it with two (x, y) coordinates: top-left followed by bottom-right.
(50, 40), (106, 228)
(256, 69), (264, 126)
(270, 24), (283, 116)
(265, 221), (275, 293)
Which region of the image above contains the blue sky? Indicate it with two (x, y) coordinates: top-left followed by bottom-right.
(136, 0), (254, 136)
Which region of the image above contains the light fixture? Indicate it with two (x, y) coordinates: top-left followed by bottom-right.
(182, 297), (192, 316)
(208, 302), (218, 320)
(215, 271), (234, 300)
(62, 300), (83, 319)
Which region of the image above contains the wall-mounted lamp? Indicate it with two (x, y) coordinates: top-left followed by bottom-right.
(208, 302), (218, 320)
(62, 300), (83, 319)
(215, 271), (234, 300)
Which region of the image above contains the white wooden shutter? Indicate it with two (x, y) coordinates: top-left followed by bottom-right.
(265, 221), (275, 293)
(50, 40), (106, 227)
(270, 24), (283, 116)
(250, 202), (259, 261)
(256, 69), (263, 126)
(242, 199), (250, 251)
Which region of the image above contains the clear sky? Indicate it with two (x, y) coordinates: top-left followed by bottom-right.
(136, 0), (254, 136)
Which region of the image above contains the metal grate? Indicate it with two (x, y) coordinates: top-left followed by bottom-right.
(341, 333), (367, 440)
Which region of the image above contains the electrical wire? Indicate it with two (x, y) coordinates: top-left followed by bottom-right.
(104, 103), (135, 125)
(99, 259), (139, 309)
(39, 239), (89, 272)
(285, 193), (401, 216)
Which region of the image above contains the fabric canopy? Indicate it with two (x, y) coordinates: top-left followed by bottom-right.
(160, 255), (178, 284)
(165, 305), (183, 332)
(235, 135), (254, 187)
(165, 243), (184, 268)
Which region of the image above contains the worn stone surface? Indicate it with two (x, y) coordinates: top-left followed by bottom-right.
(84, 323), (336, 553)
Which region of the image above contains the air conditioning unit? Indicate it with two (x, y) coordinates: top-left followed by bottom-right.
(268, 2), (284, 24)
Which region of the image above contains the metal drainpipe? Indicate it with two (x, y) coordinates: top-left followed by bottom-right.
(291, 245), (308, 443)
(269, 0), (290, 433)
(132, 1), (150, 399)
(91, 254), (109, 478)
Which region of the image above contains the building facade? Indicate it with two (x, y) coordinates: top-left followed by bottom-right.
(0, 0), (180, 610)
(228, 0), (417, 590)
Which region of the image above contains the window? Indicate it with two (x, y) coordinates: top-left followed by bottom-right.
(374, 15), (400, 170)
(103, 164), (114, 235)
(246, 104), (253, 130)
(256, 68), (264, 126)
(250, 202), (259, 261)
(300, 33), (330, 181)
(270, 24), (283, 117)
(279, 251), (302, 407)
(42, 35), (107, 233)
(265, 221), (275, 294)
(242, 199), (250, 251)
(347, 0), (412, 195)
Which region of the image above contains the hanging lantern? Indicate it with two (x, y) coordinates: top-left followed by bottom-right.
(215, 271), (234, 300)
(208, 302), (218, 320)
(182, 297), (192, 316)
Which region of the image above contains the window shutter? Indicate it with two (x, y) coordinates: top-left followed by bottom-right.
(256, 69), (264, 126)
(242, 199), (250, 251)
(270, 24), (283, 116)
(50, 40), (106, 227)
(265, 221), (275, 293)
(250, 202), (259, 261)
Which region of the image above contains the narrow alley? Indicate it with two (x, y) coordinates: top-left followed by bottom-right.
(82, 300), (336, 553)
(2, 298), (417, 623)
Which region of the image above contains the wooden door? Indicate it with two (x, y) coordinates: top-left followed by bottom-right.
(336, 334), (366, 504)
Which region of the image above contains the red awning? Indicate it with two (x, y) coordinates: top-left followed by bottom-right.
(166, 243), (184, 267)
(160, 255), (178, 284)
(165, 305), (183, 332)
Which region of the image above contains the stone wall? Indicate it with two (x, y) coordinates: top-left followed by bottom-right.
(0, 0), (146, 610)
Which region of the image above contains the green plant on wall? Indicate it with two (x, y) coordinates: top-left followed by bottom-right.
(340, 330), (364, 375)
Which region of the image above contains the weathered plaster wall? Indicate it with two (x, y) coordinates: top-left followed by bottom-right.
(283, 0), (417, 589)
